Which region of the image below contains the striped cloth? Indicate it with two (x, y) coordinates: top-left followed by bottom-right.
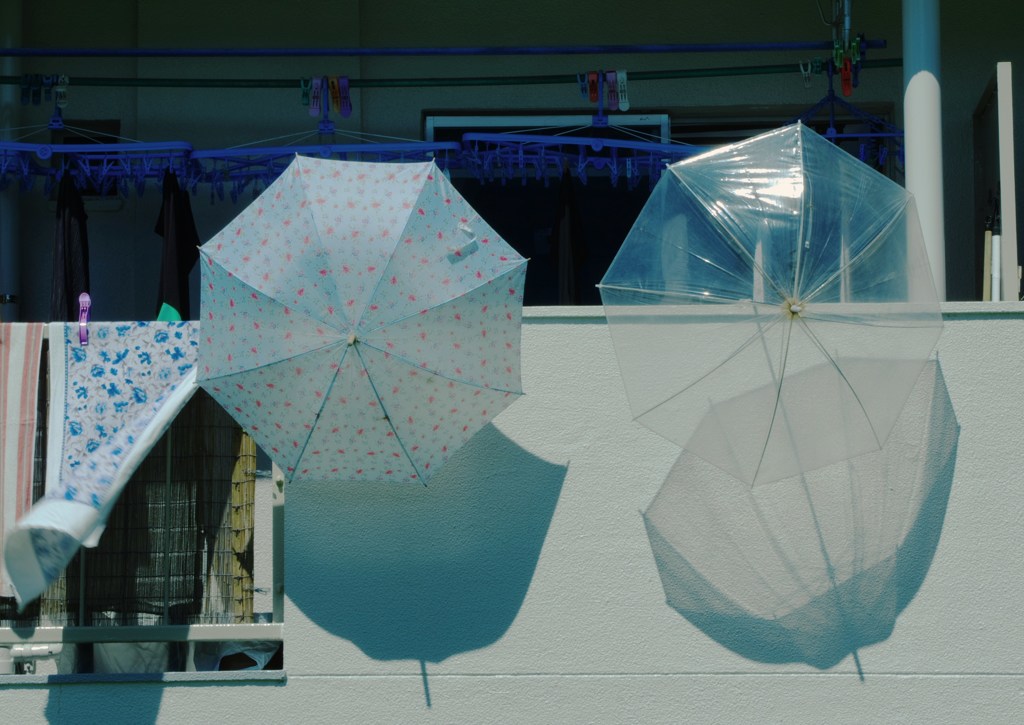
(0, 323), (45, 598)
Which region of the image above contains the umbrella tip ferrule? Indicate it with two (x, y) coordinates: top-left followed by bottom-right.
(347, 332), (358, 346)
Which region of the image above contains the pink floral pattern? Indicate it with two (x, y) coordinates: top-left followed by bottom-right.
(199, 156), (527, 483)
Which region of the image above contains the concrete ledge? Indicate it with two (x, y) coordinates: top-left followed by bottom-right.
(523, 302), (1024, 323)
(0, 669), (286, 687)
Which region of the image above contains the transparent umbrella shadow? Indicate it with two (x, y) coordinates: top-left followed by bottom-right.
(644, 360), (958, 675)
(286, 423), (567, 665)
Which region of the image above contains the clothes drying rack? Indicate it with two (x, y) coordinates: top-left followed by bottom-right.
(0, 36), (900, 198)
(788, 56), (904, 170)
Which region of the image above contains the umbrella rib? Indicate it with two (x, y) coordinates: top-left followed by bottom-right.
(793, 131), (810, 300)
(683, 248), (776, 300)
(354, 162), (449, 333)
(796, 472), (866, 681)
(356, 265), (527, 395)
(634, 312), (785, 422)
(199, 339), (345, 382)
(359, 262), (527, 338)
(801, 198), (910, 305)
(357, 340), (523, 395)
(799, 312), (940, 330)
(745, 490), (821, 608)
(750, 316), (794, 485)
(672, 174), (790, 303)
(796, 316), (883, 448)
(352, 343), (427, 484)
(597, 282), (780, 306)
(291, 153), (369, 330)
(290, 347), (348, 478)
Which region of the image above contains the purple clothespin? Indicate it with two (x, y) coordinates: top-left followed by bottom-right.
(606, 71), (619, 112)
(339, 76), (352, 118)
(78, 292), (91, 345)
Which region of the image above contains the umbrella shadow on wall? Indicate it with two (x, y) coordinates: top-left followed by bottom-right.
(644, 360), (959, 676)
(287, 423), (567, 664)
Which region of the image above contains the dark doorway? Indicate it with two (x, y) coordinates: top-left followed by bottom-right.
(453, 174), (652, 305)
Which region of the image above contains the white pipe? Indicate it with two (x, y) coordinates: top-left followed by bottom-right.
(995, 62), (1018, 301)
(902, 0), (946, 300)
(844, 0), (852, 51)
(271, 463), (285, 624)
(992, 229), (1002, 300)
(10, 643), (63, 658)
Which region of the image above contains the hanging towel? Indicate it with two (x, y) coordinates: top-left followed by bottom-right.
(51, 174), (91, 322)
(155, 169), (200, 321)
(4, 321), (199, 607)
(0, 323), (45, 597)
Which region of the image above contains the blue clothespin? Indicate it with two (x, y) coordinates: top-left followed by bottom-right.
(78, 292), (91, 345)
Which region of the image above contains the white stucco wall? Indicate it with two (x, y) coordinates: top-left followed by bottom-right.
(3, 303), (1022, 723)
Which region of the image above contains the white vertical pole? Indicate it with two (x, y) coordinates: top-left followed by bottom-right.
(903, 0), (946, 300)
(271, 463), (285, 623)
(995, 62), (1018, 301)
(992, 226), (1002, 300)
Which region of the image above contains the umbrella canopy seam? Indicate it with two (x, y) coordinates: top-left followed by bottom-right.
(801, 196), (911, 305)
(350, 343), (427, 483)
(633, 312), (786, 424)
(670, 170), (791, 304)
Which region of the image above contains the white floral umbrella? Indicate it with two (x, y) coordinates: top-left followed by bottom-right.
(198, 156), (527, 483)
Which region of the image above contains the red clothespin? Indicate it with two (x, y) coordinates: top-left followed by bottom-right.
(78, 292), (91, 345)
(841, 57), (853, 97)
(587, 71), (599, 103)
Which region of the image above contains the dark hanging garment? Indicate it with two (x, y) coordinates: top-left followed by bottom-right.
(50, 174), (90, 322)
(155, 169), (200, 321)
(550, 169), (587, 305)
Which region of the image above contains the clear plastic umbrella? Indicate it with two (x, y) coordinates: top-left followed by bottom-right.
(599, 123), (942, 485)
(198, 156), (527, 484)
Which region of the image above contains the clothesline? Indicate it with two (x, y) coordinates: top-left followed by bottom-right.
(0, 135), (707, 196)
(1, 48), (902, 196)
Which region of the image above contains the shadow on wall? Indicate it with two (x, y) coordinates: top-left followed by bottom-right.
(644, 360), (959, 673)
(286, 424), (567, 663)
(45, 680), (165, 725)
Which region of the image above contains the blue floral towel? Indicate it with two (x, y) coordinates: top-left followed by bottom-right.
(3, 321), (198, 607)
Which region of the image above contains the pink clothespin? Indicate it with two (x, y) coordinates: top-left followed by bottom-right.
(606, 71), (619, 112)
(78, 292), (91, 345)
(616, 69), (630, 111)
